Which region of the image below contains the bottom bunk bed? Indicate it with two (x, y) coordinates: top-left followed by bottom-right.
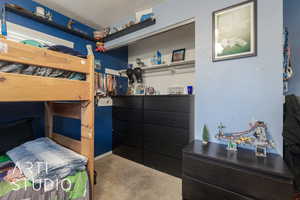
(0, 157), (89, 200)
(0, 119), (91, 200)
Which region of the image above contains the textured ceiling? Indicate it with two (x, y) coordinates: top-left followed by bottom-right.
(34, 0), (164, 29)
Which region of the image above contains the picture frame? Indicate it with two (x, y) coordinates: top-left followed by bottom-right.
(212, 0), (257, 62)
(172, 48), (186, 62)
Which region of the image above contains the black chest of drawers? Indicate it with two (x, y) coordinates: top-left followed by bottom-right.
(112, 95), (194, 177)
(182, 141), (294, 200)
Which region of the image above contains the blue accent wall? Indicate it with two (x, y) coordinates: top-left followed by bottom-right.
(0, 102), (44, 138)
(284, 0), (300, 96)
(0, 0), (128, 156)
(55, 46), (128, 156)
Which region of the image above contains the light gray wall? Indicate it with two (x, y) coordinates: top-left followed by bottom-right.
(108, 0), (284, 155)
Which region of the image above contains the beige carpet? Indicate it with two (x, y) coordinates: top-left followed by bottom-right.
(94, 154), (182, 200)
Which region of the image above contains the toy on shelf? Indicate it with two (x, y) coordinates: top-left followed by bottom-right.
(35, 6), (45, 18)
(95, 42), (106, 52)
(111, 27), (119, 34)
(136, 58), (145, 68)
(151, 50), (163, 65)
(67, 19), (74, 30)
(45, 10), (52, 21)
(215, 121), (275, 157)
(104, 27), (110, 37)
(140, 13), (154, 22)
(125, 21), (135, 28)
(93, 27), (110, 41)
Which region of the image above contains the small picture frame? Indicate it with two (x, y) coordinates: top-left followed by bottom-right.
(172, 48), (186, 62)
(212, 0), (257, 62)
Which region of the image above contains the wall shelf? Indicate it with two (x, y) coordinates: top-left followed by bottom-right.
(103, 18), (156, 42)
(5, 4), (96, 42)
(119, 60), (195, 75)
(5, 4), (156, 44)
(105, 18), (194, 50)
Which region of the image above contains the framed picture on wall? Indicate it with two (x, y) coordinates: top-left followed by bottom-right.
(172, 48), (186, 62)
(212, 0), (257, 62)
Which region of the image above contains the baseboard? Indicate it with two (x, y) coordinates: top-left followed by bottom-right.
(95, 151), (112, 160)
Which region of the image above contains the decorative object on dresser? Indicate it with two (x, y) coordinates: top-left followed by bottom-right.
(215, 121), (275, 157)
(202, 124), (209, 145)
(112, 95), (194, 177)
(212, 0), (257, 62)
(182, 141), (294, 200)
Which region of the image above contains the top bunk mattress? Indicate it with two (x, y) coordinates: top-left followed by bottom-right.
(0, 61), (85, 80)
(0, 42), (88, 81)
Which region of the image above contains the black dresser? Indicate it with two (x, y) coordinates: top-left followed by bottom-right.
(112, 96), (144, 164)
(112, 95), (194, 177)
(182, 141), (294, 200)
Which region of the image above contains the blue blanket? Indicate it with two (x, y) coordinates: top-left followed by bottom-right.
(6, 138), (87, 183)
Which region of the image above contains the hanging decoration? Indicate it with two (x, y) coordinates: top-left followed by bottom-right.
(1, 6), (7, 38)
(283, 28), (294, 95)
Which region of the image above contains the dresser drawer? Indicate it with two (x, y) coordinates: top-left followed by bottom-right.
(113, 108), (143, 122)
(144, 110), (189, 129)
(183, 154), (294, 200)
(144, 124), (188, 159)
(113, 120), (143, 135)
(183, 175), (254, 200)
(112, 129), (143, 148)
(144, 124), (189, 145)
(113, 97), (143, 109)
(144, 151), (182, 177)
(113, 133), (143, 164)
(144, 96), (192, 113)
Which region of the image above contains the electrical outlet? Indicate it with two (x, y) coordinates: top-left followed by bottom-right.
(97, 97), (112, 106)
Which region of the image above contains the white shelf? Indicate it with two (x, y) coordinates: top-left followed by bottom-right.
(119, 60), (195, 75)
(106, 18), (195, 50)
(146, 60), (195, 70)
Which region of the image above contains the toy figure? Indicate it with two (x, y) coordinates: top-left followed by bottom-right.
(136, 58), (145, 68)
(67, 19), (74, 30)
(217, 123), (226, 136)
(227, 137), (237, 151)
(104, 27), (110, 37)
(95, 42), (106, 52)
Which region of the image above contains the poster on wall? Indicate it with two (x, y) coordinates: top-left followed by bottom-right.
(212, 0), (257, 62)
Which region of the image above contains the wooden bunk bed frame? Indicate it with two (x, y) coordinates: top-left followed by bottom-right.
(0, 39), (95, 199)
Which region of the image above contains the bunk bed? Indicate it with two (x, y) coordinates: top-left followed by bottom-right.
(0, 39), (95, 199)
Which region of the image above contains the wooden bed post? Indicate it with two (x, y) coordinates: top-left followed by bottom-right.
(45, 102), (53, 139)
(81, 54), (95, 199)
